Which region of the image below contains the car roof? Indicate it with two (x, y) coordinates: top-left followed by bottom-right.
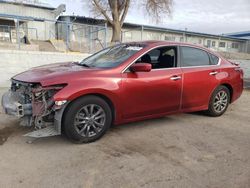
(127, 40), (202, 48)
(126, 40), (222, 58)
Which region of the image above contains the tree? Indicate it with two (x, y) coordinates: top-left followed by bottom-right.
(89, 0), (173, 42)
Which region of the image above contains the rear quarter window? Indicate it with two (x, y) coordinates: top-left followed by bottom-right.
(209, 53), (219, 65)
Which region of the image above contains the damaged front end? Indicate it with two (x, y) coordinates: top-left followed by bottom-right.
(1, 79), (67, 138)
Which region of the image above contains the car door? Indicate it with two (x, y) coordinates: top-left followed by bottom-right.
(121, 46), (182, 119)
(180, 46), (220, 110)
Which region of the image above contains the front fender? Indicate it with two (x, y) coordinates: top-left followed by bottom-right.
(53, 77), (123, 124)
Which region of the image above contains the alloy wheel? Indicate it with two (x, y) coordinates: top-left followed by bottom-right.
(213, 90), (228, 113)
(74, 104), (106, 138)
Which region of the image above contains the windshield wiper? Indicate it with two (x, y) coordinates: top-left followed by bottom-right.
(79, 63), (93, 68)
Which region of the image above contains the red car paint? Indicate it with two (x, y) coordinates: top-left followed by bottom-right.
(13, 41), (243, 125)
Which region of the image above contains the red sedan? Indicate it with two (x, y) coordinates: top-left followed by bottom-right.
(1, 41), (243, 143)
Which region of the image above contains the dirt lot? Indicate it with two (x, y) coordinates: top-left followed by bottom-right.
(0, 88), (250, 188)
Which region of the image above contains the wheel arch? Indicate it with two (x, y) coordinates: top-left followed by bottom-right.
(62, 93), (116, 126)
(220, 83), (233, 103)
(90, 93), (116, 123)
(208, 83), (234, 108)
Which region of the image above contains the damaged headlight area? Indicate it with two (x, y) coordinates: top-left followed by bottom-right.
(1, 80), (67, 137)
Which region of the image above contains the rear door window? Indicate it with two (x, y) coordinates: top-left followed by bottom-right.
(180, 46), (210, 67)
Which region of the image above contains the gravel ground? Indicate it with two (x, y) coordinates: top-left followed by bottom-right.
(0, 88), (250, 188)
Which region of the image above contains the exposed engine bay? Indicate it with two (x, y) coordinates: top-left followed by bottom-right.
(1, 79), (66, 138)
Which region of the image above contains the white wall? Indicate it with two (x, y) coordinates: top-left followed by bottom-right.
(0, 50), (90, 87)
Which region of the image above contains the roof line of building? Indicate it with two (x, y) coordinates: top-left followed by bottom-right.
(124, 22), (247, 41)
(225, 31), (250, 36)
(0, 0), (56, 10)
(58, 15), (248, 42)
(0, 12), (247, 42)
(0, 13), (65, 22)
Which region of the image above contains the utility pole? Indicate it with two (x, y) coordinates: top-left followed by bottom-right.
(14, 18), (20, 50)
(185, 27), (187, 42)
(141, 25), (144, 41)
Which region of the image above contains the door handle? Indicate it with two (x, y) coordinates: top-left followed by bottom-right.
(209, 71), (218, 76)
(170, 75), (181, 81)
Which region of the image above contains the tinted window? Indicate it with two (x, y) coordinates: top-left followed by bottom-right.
(209, 54), (219, 65)
(180, 47), (210, 67)
(147, 49), (160, 62)
(136, 46), (177, 69)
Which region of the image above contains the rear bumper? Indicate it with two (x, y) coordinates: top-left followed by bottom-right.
(1, 91), (32, 117)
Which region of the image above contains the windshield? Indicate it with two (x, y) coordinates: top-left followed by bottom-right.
(79, 44), (145, 68)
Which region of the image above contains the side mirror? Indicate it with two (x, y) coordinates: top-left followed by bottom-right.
(130, 63), (152, 72)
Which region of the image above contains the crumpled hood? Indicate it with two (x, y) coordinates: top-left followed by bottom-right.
(12, 62), (97, 86)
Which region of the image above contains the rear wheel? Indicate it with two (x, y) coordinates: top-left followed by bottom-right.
(207, 85), (230, 117)
(63, 96), (112, 143)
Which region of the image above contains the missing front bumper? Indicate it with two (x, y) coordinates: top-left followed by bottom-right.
(1, 91), (32, 117)
(23, 126), (60, 138)
(1, 90), (65, 138)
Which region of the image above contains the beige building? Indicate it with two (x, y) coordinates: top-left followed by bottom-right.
(57, 16), (250, 54)
(120, 23), (248, 53)
(0, 0), (65, 42)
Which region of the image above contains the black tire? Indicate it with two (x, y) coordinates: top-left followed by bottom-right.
(206, 85), (230, 117)
(63, 95), (112, 143)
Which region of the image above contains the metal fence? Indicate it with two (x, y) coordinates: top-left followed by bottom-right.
(56, 21), (108, 53)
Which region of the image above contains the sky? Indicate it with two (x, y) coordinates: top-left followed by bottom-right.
(46, 0), (250, 35)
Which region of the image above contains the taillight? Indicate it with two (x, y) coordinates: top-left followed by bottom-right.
(229, 60), (240, 66)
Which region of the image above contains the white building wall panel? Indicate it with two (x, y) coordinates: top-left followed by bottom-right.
(0, 4), (55, 20)
(0, 3), (57, 40)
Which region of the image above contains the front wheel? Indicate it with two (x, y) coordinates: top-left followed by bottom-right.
(63, 96), (112, 143)
(206, 86), (230, 117)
